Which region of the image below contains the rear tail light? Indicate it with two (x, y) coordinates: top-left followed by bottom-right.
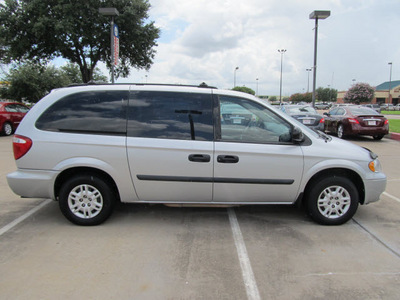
(384, 119), (389, 125)
(319, 118), (325, 124)
(348, 118), (360, 124)
(12, 135), (32, 160)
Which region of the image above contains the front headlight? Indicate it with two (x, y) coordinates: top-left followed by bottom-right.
(368, 159), (382, 173)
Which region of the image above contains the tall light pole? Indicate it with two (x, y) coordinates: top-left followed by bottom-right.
(234, 67), (239, 88)
(99, 7), (119, 84)
(388, 62), (393, 103)
(309, 10), (330, 108)
(256, 78), (259, 96)
(306, 68), (312, 93)
(278, 49), (286, 104)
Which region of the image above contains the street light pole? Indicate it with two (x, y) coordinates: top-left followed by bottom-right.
(256, 78), (259, 96)
(309, 10), (330, 108)
(234, 67), (239, 88)
(388, 62), (393, 103)
(99, 7), (120, 84)
(306, 68), (312, 93)
(278, 49), (286, 105)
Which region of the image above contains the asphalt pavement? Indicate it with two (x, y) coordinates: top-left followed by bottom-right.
(1, 135), (400, 299)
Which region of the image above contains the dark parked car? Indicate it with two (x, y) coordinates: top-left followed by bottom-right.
(0, 102), (30, 136)
(324, 106), (389, 140)
(281, 105), (324, 131)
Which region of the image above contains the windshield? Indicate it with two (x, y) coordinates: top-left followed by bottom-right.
(348, 107), (380, 116)
(285, 106), (317, 114)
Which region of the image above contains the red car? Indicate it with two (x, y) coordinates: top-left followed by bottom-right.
(0, 102), (30, 136)
(324, 106), (389, 140)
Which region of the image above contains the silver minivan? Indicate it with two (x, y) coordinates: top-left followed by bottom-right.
(7, 84), (387, 226)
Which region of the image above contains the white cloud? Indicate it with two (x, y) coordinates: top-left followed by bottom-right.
(117, 0), (400, 96)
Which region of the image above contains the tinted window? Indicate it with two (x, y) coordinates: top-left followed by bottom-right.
(348, 107), (379, 115)
(219, 96), (292, 143)
(329, 108), (338, 115)
(128, 91), (213, 141)
(16, 104), (29, 113)
(285, 106), (317, 114)
(336, 108), (345, 115)
(36, 91), (128, 134)
(4, 104), (17, 112)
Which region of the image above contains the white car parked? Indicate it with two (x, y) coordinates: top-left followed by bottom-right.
(7, 84), (386, 225)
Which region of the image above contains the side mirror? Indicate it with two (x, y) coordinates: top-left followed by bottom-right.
(323, 112), (329, 116)
(292, 127), (304, 143)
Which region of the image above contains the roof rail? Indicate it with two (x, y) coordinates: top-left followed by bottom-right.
(67, 82), (218, 89)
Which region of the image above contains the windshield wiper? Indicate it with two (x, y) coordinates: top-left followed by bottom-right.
(313, 129), (332, 142)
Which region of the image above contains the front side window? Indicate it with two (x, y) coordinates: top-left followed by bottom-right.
(128, 91), (213, 141)
(218, 96), (292, 143)
(36, 90), (128, 134)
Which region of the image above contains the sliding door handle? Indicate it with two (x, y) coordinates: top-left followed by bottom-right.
(217, 155), (239, 163)
(189, 154), (211, 163)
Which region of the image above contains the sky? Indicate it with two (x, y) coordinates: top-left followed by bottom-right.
(111, 0), (399, 96)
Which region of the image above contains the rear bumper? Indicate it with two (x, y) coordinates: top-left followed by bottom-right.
(349, 124), (389, 136)
(7, 169), (58, 200)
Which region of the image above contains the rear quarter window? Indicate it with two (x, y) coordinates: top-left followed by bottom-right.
(35, 91), (129, 134)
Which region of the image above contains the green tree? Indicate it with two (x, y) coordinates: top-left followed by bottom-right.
(316, 87), (337, 102)
(290, 92), (312, 103)
(2, 62), (70, 102)
(343, 83), (375, 104)
(232, 86), (256, 95)
(61, 63), (108, 84)
(0, 0), (159, 83)
(268, 96), (277, 102)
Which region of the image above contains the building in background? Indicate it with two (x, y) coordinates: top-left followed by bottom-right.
(337, 80), (400, 105)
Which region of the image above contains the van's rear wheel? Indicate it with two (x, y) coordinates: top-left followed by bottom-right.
(59, 175), (115, 225)
(306, 176), (359, 225)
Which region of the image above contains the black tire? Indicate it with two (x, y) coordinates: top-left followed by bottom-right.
(373, 134), (384, 140)
(2, 122), (13, 136)
(337, 124), (345, 139)
(306, 176), (359, 225)
(59, 174), (115, 226)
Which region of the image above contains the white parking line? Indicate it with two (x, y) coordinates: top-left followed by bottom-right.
(228, 208), (261, 300)
(0, 199), (52, 237)
(383, 192), (400, 204)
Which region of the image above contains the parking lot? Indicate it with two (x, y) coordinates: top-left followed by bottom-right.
(1, 135), (400, 299)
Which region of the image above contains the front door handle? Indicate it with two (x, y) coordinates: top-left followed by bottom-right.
(217, 155), (239, 163)
(189, 154), (211, 163)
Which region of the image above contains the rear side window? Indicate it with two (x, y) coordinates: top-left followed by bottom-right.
(128, 91), (213, 141)
(36, 91), (128, 134)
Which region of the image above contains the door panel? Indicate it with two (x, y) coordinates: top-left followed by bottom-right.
(127, 138), (213, 202)
(126, 89), (214, 202)
(213, 142), (303, 203)
(214, 95), (304, 203)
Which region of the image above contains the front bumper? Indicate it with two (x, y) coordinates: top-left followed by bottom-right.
(363, 174), (387, 204)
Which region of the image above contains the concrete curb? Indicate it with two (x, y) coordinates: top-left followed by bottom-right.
(386, 132), (400, 141)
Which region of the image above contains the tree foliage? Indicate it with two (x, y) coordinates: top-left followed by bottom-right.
(344, 83), (375, 104)
(290, 93), (312, 103)
(232, 86), (255, 95)
(316, 87), (337, 102)
(0, 0), (160, 83)
(60, 63), (108, 84)
(1, 62), (107, 102)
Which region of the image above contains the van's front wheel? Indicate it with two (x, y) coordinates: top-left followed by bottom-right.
(59, 175), (115, 226)
(306, 176), (359, 225)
